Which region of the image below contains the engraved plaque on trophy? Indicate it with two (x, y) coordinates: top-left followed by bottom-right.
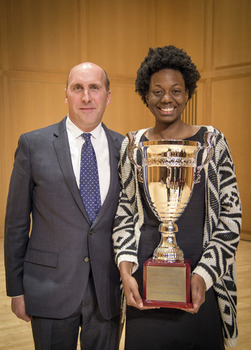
(127, 131), (214, 309)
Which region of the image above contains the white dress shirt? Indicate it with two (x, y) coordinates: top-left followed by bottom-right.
(66, 116), (110, 205)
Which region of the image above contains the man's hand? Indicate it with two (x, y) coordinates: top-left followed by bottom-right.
(11, 295), (31, 322)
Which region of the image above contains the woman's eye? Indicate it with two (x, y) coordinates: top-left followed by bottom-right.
(153, 90), (162, 95)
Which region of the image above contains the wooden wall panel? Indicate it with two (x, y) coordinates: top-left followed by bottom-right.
(0, 78), (3, 141)
(103, 84), (153, 135)
(213, 0), (251, 69)
(0, 0), (7, 70)
(211, 76), (251, 239)
(81, 0), (154, 76)
(195, 82), (205, 126)
(0, 0), (10, 237)
(0, 23), (2, 70)
(154, 0), (205, 71)
(8, 0), (80, 71)
(0, 78), (68, 238)
(0, 0), (251, 240)
(8, 79), (68, 142)
(0, 76), (5, 238)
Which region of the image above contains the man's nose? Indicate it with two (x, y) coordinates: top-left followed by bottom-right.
(81, 90), (91, 103)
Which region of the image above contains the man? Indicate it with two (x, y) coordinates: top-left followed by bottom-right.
(4, 62), (124, 349)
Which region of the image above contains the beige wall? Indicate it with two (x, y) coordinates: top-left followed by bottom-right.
(0, 0), (250, 239)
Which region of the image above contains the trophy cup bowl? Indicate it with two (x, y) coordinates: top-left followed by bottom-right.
(127, 131), (214, 309)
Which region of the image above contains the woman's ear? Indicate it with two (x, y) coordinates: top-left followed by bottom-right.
(185, 90), (189, 104)
(145, 94), (149, 107)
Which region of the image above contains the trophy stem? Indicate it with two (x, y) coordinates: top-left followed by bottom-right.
(153, 221), (184, 262)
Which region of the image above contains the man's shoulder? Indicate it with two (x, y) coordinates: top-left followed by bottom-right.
(109, 129), (124, 142)
(22, 118), (66, 139)
(102, 123), (124, 143)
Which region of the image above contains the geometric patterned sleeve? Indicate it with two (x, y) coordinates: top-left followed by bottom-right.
(193, 128), (241, 290)
(112, 130), (146, 273)
(193, 127), (241, 347)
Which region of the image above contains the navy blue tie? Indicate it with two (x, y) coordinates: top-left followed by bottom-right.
(79, 133), (101, 224)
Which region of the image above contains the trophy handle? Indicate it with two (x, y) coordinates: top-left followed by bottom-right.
(126, 131), (144, 183)
(195, 131), (215, 184)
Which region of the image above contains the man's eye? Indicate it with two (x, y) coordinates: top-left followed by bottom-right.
(173, 89), (181, 94)
(153, 90), (162, 95)
(74, 85), (82, 90)
(90, 86), (99, 90)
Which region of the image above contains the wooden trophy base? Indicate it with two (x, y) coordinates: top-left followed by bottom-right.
(143, 258), (193, 309)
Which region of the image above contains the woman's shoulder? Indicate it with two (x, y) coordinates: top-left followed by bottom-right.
(200, 125), (223, 135)
(122, 128), (148, 145)
(200, 125), (226, 143)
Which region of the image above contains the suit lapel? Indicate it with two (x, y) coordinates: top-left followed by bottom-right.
(53, 118), (90, 223)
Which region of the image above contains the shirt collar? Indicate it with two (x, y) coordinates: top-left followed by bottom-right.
(66, 115), (102, 140)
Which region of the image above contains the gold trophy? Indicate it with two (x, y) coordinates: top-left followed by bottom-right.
(127, 131), (214, 309)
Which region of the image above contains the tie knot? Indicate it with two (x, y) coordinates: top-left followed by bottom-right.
(82, 133), (91, 142)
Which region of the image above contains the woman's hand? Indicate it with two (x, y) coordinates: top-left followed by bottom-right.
(190, 273), (206, 313)
(181, 273), (206, 314)
(119, 261), (159, 310)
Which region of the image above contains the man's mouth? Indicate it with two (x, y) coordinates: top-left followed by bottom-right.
(79, 107), (95, 111)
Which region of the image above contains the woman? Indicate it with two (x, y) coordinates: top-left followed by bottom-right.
(113, 46), (241, 349)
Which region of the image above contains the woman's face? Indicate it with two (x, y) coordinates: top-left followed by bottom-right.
(146, 69), (189, 126)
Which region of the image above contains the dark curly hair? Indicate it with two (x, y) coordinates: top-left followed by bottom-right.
(135, 46), (201, 105)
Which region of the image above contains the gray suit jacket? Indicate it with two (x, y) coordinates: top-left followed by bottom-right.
(4, 117), (124, 320)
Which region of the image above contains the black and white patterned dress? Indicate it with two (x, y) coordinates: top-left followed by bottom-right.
(124, 127), (224, 350)
(113, 125), (241, 348)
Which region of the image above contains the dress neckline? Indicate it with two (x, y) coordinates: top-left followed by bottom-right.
(142, 126), (205, 142)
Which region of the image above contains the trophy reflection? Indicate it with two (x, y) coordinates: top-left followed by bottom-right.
(127, 131), (214, 309)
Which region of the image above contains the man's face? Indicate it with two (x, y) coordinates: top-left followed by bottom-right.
(65, 63), (111, 132)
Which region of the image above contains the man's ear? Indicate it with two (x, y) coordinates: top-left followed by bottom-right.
(65, 88), (68, 104)
(106, 90), (111, 106)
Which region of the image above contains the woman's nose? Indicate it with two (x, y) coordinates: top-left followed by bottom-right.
(161, 91), (172, 103)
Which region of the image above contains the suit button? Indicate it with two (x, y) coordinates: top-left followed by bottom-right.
(89, 230), (93, 235)
(84, 257), (89, 263)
